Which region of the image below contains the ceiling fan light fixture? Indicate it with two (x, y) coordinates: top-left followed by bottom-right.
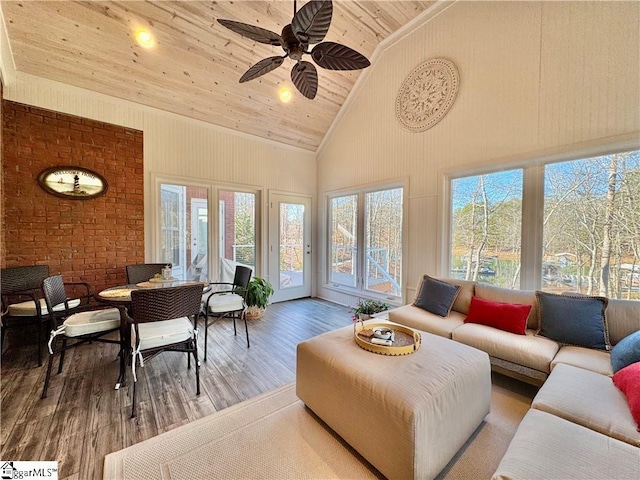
(135, 29), (155, 49)
(217, 0), (369, 100)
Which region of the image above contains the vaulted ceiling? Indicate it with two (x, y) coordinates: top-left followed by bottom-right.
(1, 1), (437, 151)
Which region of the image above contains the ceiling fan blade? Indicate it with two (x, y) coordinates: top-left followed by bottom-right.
(291, 61), (318, 99)
(291, 0), (333, 45)
(311, 42), (371, 70)
(217, 19), (283, 46)
(239, 56), (286, 83)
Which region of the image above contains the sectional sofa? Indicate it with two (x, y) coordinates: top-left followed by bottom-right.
(389, 277), (638, 385)
(388, 276), (640, 480)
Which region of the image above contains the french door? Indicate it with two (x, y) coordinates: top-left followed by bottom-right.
(269, 193), (312, 302)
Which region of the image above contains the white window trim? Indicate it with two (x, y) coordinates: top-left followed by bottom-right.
(325, 179), (407, 303)
(439, 135), (640, 290)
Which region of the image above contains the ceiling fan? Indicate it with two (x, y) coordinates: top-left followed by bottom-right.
(217, 0), (371, 100)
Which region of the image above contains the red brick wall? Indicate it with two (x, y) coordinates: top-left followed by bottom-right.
(220, 190), (236, 259)
(1, 100), (144, 293)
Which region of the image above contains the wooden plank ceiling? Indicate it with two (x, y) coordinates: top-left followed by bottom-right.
(1, 1), (435, 151)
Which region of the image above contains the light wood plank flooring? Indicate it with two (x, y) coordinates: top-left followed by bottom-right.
(1, 298), (354, 479)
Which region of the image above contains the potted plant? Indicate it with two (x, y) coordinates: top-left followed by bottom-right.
(352, 299), (391, 321)
(243, 277), (274, 320)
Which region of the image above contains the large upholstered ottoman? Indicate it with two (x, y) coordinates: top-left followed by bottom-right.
(296, 323), (491, 480)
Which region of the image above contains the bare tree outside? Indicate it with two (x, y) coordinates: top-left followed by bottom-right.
(544, 151), (640, 299)
(450, 170), (523, 288)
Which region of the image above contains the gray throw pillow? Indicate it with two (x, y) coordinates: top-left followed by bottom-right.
(611, 330), (640, 373)
(536, 291), (610, 350)
(414, 275), (461, 317)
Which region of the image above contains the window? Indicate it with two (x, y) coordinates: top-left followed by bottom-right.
(542, 151), (640, 299)
(449, 170), (523, 288)
(447, 148), (640, 300)
(328, 186), (404, 299)
(219, 190), (256, 269)
(160, 184), (209, 281)
(156, 178), (258, 284)
(329, 195), (357, 288)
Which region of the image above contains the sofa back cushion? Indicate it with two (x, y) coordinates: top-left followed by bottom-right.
(475, 284), (539, 330)
(606, 299), (640, 345)
(436, 278), (475, 314)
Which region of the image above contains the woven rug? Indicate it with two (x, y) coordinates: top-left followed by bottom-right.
(104, 376), (535, 480)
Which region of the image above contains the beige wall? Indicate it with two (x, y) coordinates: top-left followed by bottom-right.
(316, 1), (640, 305)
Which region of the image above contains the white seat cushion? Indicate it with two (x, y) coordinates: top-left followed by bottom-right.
(205, 293), (244, 313)
(551, 345), (613, 376)
(532, 363), (639, 446)
(132, 317), (193, 351)
(492, 409), (640, 480)
(8, 298), (81, 316)
(452, 325), (560, 374)
(63, 308), (121, 337)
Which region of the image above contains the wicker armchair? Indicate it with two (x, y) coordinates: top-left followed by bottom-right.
(126, 263), (172, 285)
(125, 284), (203, 418)
(41, 275), (124, 398)
(0, 265), (78, 366)
(201, 265), (252, 360)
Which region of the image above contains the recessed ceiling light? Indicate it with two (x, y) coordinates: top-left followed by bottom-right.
(279, 87), (292, 103)
(135, 29), (155, 49)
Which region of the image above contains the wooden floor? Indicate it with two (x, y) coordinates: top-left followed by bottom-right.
(1, 298), (353, 480)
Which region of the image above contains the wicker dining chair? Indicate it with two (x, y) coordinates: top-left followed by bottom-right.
(126, 284), (203, 418)
(125, 263), (173, 285)
(1, 265), (87, 366)
(201, 265), (252, 360)
(41, 275), (124, 398)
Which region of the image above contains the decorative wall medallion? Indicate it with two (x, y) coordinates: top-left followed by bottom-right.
(37, 166), (108, 199)
(395, 58), (459, 132)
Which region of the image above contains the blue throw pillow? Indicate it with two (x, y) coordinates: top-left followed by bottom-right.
(611, 331), (640, 373)
(536, 291), (610, 350)
(414, 275), (461, 317)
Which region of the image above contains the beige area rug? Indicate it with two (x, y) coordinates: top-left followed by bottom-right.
(104, 375), (536, 480)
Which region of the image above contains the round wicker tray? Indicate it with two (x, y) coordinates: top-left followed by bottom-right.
(354, 322), (421, 356)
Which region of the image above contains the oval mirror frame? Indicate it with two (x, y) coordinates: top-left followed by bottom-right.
(37, 166), (108, 200)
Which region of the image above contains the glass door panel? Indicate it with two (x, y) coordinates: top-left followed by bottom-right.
(269, 193), (311, 302)
(160, 184), (209, 281)
(218, 190), (256, 283)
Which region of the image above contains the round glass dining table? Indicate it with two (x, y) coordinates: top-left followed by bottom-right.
(98, 279), (207, 302)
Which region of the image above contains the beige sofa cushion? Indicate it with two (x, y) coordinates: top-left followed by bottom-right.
(389, 304), (465, 338)
(551, 345), (613, 376)
(452, 324), (559, 373)
(607, 298), (640, 345)
(475, 284), (539, 330)
(492, 409), (640, 480)
(532, 364), (639, 447)
(437, 277), (475, 314)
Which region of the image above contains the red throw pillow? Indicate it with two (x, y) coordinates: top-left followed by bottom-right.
(613, 361), (640, 432)
(464, 296), (531, 335)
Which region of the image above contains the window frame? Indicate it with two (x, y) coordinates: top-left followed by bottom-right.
(151, 173), (262, 281)
(440, 138), (640, 292)
(325, 180), (406, 303)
